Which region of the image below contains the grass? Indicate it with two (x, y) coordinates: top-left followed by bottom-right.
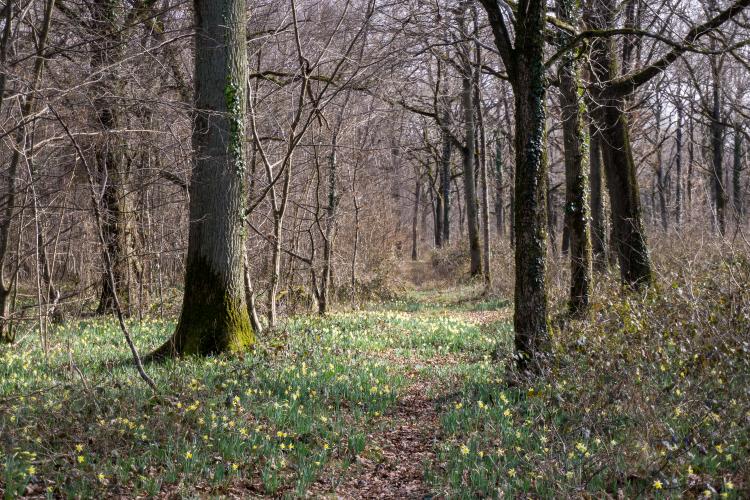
(1, 252), (749, 498)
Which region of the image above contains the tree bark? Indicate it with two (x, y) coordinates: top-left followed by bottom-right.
(459, 32), (482, 276)
(711, 65), (726, 235)
(558, 0), (592, 315)
(456, 5), (481, 276)
(1, 0), (54, 340)
(91, 0), (141, 316)
(507, 0), (550, 369)
(319, 132), (338, 314)
(675, 102), (683, 228)
(434, 187), (443, 247)
(474, 34), (491, 285)
(153, 0), (253, 357)
(733, 125), (744, 222)
(440, 107), (452, 245)
(589, 126), (606, 269)
(688, 111), (694, 221)
(587, 0), (652, 286)
(596, 91), (652, 285)
(654, 90), (668, 232)
(494, 134), (505, 238)
(411, 177), (421, 261)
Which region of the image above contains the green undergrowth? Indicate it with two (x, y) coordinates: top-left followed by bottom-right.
(0, 314), (408, 497)
(2, 263), (749, 498)
(0, 289), (508, 499)
(427, 257), (750, 498)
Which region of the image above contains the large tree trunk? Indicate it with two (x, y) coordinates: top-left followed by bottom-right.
(558, 0), (592, 315)
(589, 126), (606, 269)
(510, 0), (549, 370)
(587, 0), (652, 287)
(154, 0), (253, 357)
(596, 92), (652, 286)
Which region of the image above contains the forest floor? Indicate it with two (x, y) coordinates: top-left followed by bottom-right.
(1, 259), (748, 498)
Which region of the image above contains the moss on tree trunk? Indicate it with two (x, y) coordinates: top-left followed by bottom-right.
(157, 257), (253, 356)
(558, 0), (592, 315)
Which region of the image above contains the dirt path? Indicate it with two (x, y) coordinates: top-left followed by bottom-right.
(309, 277), (505, 499)
(330, 379), (439, 499)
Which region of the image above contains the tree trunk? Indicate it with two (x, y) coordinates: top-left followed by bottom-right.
(510, 0), (549, 370)
(558, 0), (592, 315)
(319, 133), (338, 314)
(733, 125), (744, 222)
(434, 187), (443, 247)
(462, 73), (482, 276)
(474, 37), (491, 285)
(587, 0), (652, 286)
(687, 111), (694, 222)
(0, 0), (18, 340)
(654, 92), (668, 232)
(675, 103), (683, 228)
(480, 0), (550, 369)
(458, 9), (482, 276)
(440, 107), (452, 245)
(547, 174), (558, 257)
(599, 95), (652, 286)
(1, 0), (55, 340)
(154, 0), (253, 357)
(589, 126), (606, 269)
(411, 178), (421, 261)
(711, 67), (726, 235)
(91, 0), (141, 316)
(243, 253), (263, 335)
(494, 135), (505, 237)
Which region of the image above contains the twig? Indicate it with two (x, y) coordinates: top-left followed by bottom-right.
(49, 106), (157, 392)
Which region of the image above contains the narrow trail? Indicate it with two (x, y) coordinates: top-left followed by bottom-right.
(312, 261), (506, 499)
(331, 379), (440, 499)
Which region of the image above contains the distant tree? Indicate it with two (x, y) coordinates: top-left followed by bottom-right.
(458, 3), (482, 277)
